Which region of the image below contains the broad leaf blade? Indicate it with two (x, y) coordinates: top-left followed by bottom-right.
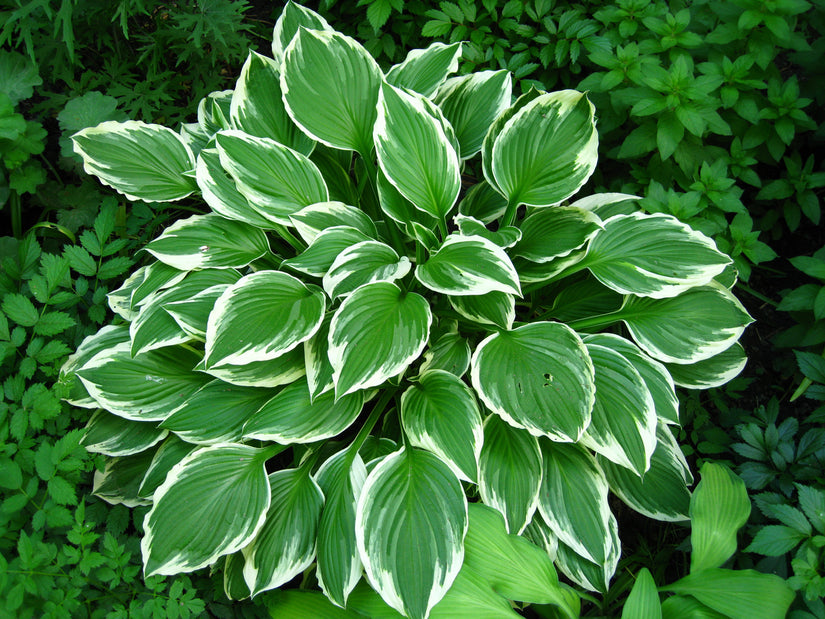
(386, 42), (462, 97)
(621, 568), (662, 619)
(666, 343), (748, 389)
(82, 409), (167, 457)
(514, 207), (602, 263)
(323, 240), (411, 299)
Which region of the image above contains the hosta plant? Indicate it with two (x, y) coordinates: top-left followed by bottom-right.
(63, 3), (754, 617)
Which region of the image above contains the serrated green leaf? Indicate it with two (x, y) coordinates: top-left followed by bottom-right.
(1, 293), (38, 327)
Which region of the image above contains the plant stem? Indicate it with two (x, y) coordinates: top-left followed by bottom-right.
(567, 310), (623, 332)
(346, 387), (397, 466)
(501, 197), (520, 228)
(271, 223), (306, 254)
(360, 153), (408, 256)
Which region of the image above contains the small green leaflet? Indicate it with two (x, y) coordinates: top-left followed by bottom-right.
(416, 235), (521, 296)
(582, 213), (731, 298)
(490, 90), (598, 207)
(281, 28), (382, 156)
(471, 322), (595, 442)
(375, 83), (461, 221)
(386, 42), (462, 98)
(401, 370), (484, 483)
(241, 467), (324, 596)
(72, 120), (197, 202)
(478, 414), (541, 535)
(216, 130), (328, 226)
(356, 447), (468, 619)
(329, 282), (432, 397)
(142, 443), (272, 576)
(204, 270), (326, 369)
(230, 51), (315, 156)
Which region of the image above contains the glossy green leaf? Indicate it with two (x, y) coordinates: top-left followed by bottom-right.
(93, 450), (155, 508)
(329, 282), (431, 397)
(243, 378), (364, 444)
(386, 42), (462, 97)
(490, 90), (598, 206)
(471, 322), (595, 442)
(77, 343), (210, 422)
(142, 444), (272, 576)
(401, 370), (483, 483)
(449, 291), (515, 330)
(271, 0), (333, 64)
(513, 207), (602, 263)
(664, 569), (795, 619)
(164, 284), (230, 339)
(539, 442), (612, 565)
(81, 409), (167, 457)
(323, 240), (411, 299)
(416, 235), (521, 296)
(160, 380), (274, 445)
(665, 343), (748, 389)
(580, 343), (657, 477)
(204, 270), (326, 368)
(376, 168), (440, 237)
(620, 285), (754, 364)
(282, 28), (382, 155)
(267, 590), (364, 618)
(216, 130), (328, 226)
(621, 568), (662, 619)
(457, 180), (507, 224)
(138, 436), (198, 499)
(60, 324), (130, 408)
(314, 448), (368, 607)
(690, 462), (751, 573)
(478, 414), (541, 535)
(230, 51), (314, 155)
(453, 214), (521, 249)
(72, 120), (197, 202)
(660, 595), (727, 619)
(242, 467), (324, 596)
(290, 201), (378, 244)
(375, 83), (461, 220)
(283, 225), (373, 278)
(356, 447), (467, 619)
(599, 423), (692, 522)
(197, 346), (306, 388)
(419, 331), (471, 378)
(304, 314), (334, 399)
(433, 71), (512, 159)
(582, 213), (732, 298)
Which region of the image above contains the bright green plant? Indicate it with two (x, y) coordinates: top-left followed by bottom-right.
(64, 3), (755, 617)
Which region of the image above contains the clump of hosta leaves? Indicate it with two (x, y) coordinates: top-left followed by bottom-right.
(64, 3), (754, 618)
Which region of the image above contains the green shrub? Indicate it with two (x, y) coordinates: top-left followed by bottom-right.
(61, 3), (759, 617)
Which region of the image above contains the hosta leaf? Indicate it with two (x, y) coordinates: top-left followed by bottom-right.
(457, 180), (508, 224)
(514, 250), (588, 285)
(449, 291), (515, 330)
(282, 28), (382, 155)
(323, 240), (411, 299)
(164, 284), (230, 339)
(356, 447), (468, 619)
(267, 590), (364, 617)
(224, 552), (252, 601)
(553, 514), (620, 593)
(131, 270), (241, 356)
(290, 201), (378, 245)
(197, 346), (306, 388)
(283, 226), (373, 278)
(142, 444), (272, 576)
(582, 213), (731, 298)
(513, 207), (602, 263)
(663, 569), (795, 619)
(376, 168), (440, 237)
(304, 314), (334, 399)
(599, 423), (692, 522)
(197, 90), (232, 135)
(82, 409), (167, 457)
(622, 568), (662, 619)
(230, 51), (314, 155)
(660, 595), (727, 618)
(196, 148), (278, 229)
(386, 42), (462, 97)
(128, 262), (187, 310)
(570, 192), (641, 213)
(584, 333), (679, 425)
(138, 435), (198, 499)
(329, 282), (432, 397)
(538, 442), (612, 565)
(417, 235), (521, 296)
(242, 467), (324, 596)
(665, 342), (748, 389)
(77, 343), (209, 422)
(72, 121), (197, 202)
(580, 343), (657, 477)
(453, 214), (521, 249)
(471, 322), (595, 442)
(490, 90), (598, 207)
(272, 0), (333, 64)
(462, 504), (577, 613)
(419, 331), (471, 378)
(433, 71), (512, 159)
(93, 450), (155, 507)
(204, 271), (326, 368)
(160, 380), (274, 445)
(375, 84), (461, 221)
(216, 130), (328, 225)
(620, 285), (754, 364)
(401, 370), (483, 483)
(60, 324), (130, 408)
(478, 414), (541, 534)
(690, 462), (751, 573)
(314, 448), (368, 607)
(243, 378), (364, 444)
(144, 213), (270, 271)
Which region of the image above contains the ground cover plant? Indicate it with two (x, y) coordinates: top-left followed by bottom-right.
(57, 2), (766, 617)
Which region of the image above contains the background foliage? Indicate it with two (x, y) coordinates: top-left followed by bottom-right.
(0, 0), (822, 617)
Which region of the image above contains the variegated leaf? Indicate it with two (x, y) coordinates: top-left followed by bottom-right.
(323, 240), (411, 299)
(386, 42), (462, 97)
